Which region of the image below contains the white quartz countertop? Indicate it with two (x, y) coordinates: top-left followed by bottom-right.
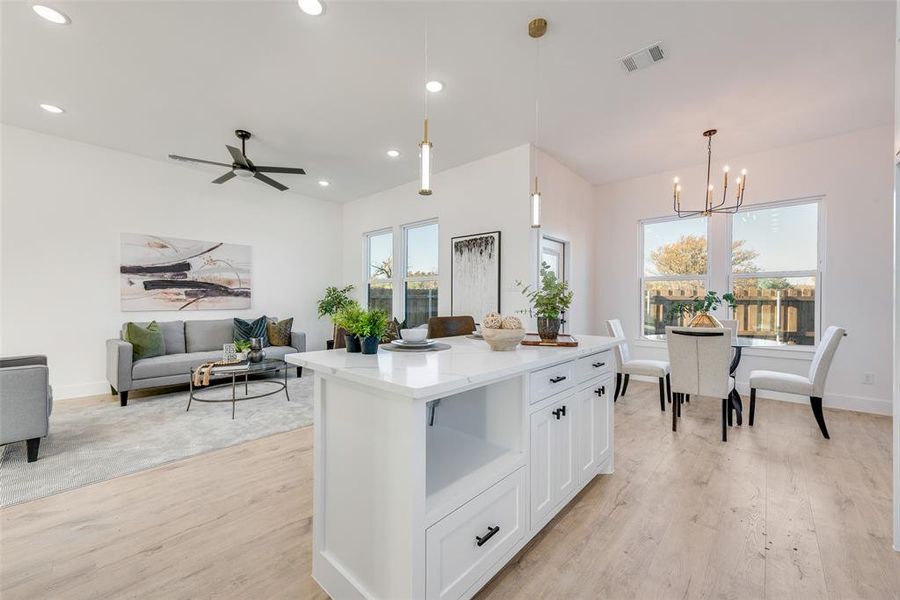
(284, 334), (622, 400)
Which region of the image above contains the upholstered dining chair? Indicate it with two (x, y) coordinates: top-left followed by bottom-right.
(749, 325), (845, 439)
(606, 319), (671, 411)
(665, 327), (735, 441)
(720, 319), (738, 338)
(427, 316), (476, 339)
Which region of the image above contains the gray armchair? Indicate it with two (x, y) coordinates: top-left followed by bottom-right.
(1, 355), (52, 462)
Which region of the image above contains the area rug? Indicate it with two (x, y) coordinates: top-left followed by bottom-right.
(0, 375), (314, 507)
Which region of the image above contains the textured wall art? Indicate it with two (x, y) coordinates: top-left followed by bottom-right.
(120, 233), (251, 311)
(451, 231), (501, 319)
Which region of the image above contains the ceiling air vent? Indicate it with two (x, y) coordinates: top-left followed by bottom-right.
(619, 42), (665, 73)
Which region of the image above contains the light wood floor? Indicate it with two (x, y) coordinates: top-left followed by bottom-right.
(1, 383), (897, 599)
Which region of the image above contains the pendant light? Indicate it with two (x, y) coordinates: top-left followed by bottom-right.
(419, 22), (433, 196)
(529, 18), (547, 228)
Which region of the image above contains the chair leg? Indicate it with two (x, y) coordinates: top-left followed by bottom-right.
(120, 391), (129, 407)
(665, 373), (672, 404)
(110, 385), (117, 396)
(749, 388), (756, 427)
(685, 394), (690, 403)
(810, 396), (830, 439)
(621, 374), (630, 397)
(658, 378), (666, 413)
(727, 394), (733, 426)
(614, 373), (622, 401)
(672, 392), (677, 432)
(26, 438), (40, 462)
(721, 398), (728, 442)
(296, 367), (303, 378)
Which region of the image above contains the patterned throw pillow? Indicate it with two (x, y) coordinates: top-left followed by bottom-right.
(234, 316), (269, 347)
(124, 321), (166, 361)
(267, 317), (293, 347)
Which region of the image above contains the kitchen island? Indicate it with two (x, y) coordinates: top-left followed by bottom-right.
(284, 334), (622, 600)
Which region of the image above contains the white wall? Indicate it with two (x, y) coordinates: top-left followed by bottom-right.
(595, 126), (895, 415)
(535, 148), (598, 334)
(341, 145), (535, 320)
(0, 125), (342, 399)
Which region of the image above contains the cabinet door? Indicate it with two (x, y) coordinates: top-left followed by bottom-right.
(575, 386), (597, 485)
(529, 404), (555, 528)
(596, 378), (614, 472)
(551, 396), (576, 502)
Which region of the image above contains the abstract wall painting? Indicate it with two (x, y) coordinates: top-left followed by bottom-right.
(451, 231), (501, 319)
(120, 233), (251, 311)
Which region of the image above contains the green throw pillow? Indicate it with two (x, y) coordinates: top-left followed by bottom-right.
(124, 321), (166, 361)
(267, 317), (293, 347)
(234, 316), (269, 347)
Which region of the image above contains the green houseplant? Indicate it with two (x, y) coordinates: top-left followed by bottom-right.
(516, 262), (575, 341)
(317, 285), (356, 347)
(357, 309), (390, 355)
(666, 291), (736, 328)
(333, 302), (365, 353)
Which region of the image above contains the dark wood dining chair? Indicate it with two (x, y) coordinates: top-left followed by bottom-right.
(427, 316), (476, 339)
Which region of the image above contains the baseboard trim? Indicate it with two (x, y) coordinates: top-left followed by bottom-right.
(626, 375), (891, 416)
(53, 380), (112, 401)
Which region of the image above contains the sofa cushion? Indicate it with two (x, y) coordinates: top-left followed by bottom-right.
(124, 321), (166, 361)
(133, 351), (223, 380)
(185, 319), (234, 353)
(234, 316), (269, 347)
(122, 320), (185, 355)
(262, 346), (297, 360)
(267, 317), (293, 347)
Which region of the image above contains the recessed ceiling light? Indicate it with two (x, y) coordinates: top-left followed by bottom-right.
(386, 149), (400, 158)
(318, 180), (330, 187)
(425, 80), (444, 93)
(31, 4), (70, 24)
(40, 103), (64, 114)
(297, 0), (324, 16)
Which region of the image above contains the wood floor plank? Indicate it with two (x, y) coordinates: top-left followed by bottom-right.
(1, 383), (897, 600)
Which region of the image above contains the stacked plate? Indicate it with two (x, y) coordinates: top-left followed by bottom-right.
(390, 338), (437, 348)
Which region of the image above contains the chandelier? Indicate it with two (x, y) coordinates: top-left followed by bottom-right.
(673, 129), (747, 217)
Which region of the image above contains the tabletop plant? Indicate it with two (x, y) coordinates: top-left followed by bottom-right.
(333, 302), (365, 352)
(317, 285), (356, 342)
(667, 291), (736, 326)
(357, 309), (389, 354)
(516, 262), (574, 340)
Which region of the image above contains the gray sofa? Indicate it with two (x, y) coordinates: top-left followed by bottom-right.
(0, 355), (53, 462)
(107, 318), (306, 406)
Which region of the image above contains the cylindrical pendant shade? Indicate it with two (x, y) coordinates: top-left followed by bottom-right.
(419, 140), (432, 196)
(530, 191), (541, 228)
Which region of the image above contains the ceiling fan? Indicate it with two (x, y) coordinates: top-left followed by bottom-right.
(168, 129), (305, 191)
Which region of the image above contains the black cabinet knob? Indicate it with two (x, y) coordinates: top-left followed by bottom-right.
(476, 525), (500, 547)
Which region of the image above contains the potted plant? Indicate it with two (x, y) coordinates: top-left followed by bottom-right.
(233, 339), (251, 361)
(317, 285), (356, 349)
(667, 291), (736, 328)
(517, 262), (574, 341)
(333, 302), (365, 353)
(357, 309), (390, 355)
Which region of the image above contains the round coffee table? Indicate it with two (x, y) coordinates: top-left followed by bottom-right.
(186, 358), (291, 419)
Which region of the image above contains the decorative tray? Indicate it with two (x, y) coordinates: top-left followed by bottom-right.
(520, 333), (579, 347)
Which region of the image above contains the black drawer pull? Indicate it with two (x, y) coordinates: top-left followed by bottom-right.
(592, 362), (606, 368)
(553, 405), (567, 419)
(476, 525), (500, 547)
(549, 376), (567, 384)
(594, 387), (602, 396)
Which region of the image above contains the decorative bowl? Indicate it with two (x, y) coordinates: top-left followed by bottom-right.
(400, 328), (428, 343)
(481, 328), (526, 351)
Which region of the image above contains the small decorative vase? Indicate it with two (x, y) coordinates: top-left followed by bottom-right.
(688, 312), (722, 328)
(537, 317), (561, 341)
(345, 334), (361, 353)
(360, 335), (380, 355)
(248, 337), (265, 363)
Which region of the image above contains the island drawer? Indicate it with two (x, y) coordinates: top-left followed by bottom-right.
(529, 362), (576, 404)
(426, 467), (526, 600)
(576, 350), (614, 383)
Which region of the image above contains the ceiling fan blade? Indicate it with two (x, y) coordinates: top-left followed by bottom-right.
(254, 166), (307, 175)
(226, 145), (250, 168)
(169, 154), (231, 168)
(211, 171), (236, 184)
(253, 172), (288, 191)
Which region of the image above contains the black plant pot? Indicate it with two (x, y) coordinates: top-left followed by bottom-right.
(345, 334), (361, 353)
(326, 339), (335, 350)
(537, 317), (561, 341)
(360, 336), (380, 355)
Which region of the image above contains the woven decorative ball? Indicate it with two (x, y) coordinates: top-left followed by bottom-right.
(501, 316), (523, 330)
(482, 313), (503, 330)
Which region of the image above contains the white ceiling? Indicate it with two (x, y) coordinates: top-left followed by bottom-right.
(2, 1), (895, 202)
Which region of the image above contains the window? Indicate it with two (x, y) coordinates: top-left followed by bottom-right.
(403, 220), (439, 327)
(730, 201), (819, 345)
(541, 236), (566, 281)
(365, 229), (393, 316)
(640, 217), (709, 335)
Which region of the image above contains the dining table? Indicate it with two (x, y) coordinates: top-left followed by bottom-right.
(644, 334), (786, 425)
